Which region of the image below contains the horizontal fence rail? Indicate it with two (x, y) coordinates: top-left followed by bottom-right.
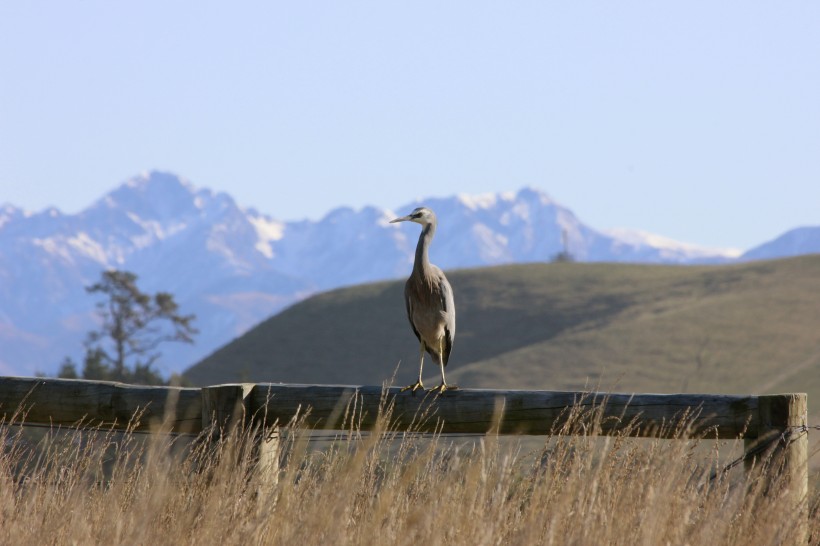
(0, 376), (801, 441)
(247, 384), (762, 439)
(0, 376), (203, 433)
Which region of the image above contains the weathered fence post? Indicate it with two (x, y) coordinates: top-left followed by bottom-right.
(743, 393), (807, 540)
(201, 383), (279, 488)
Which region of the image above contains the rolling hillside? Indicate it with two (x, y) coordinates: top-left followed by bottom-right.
(185, 255), (820, 408)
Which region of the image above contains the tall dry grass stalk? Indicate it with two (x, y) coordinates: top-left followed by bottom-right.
(1, 395), (816, 545)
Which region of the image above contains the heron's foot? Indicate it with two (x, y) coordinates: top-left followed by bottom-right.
(401, 380), (425, 394)
(427, 383), (458, 394)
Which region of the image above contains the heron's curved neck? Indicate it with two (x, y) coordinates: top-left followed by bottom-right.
(414, 222), (436, 277)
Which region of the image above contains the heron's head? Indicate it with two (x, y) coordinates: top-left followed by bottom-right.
(390, 207), (436, 227)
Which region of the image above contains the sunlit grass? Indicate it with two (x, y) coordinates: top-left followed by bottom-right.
(1, 397), (816, 545)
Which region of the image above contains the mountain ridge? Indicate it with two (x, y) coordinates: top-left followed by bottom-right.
(0, 170), (814, 377)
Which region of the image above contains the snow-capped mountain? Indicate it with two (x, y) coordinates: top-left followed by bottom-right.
(0, 171), (742, 377)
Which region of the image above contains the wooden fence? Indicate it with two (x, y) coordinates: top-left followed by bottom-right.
(0, 376), (809, 534)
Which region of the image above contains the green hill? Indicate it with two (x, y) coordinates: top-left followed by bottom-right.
(184, 255), (820, 405)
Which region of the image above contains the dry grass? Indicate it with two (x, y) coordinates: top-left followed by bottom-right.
(1, 399), (817, 546)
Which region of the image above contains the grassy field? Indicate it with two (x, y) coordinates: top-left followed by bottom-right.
(2, 397), (817, 545)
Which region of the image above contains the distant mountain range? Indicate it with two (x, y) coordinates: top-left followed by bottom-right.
(1, 171), (817, 377)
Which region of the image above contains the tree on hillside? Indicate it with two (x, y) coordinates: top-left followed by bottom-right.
(59, 270), (197, 385)
(551, 228), (575, 263)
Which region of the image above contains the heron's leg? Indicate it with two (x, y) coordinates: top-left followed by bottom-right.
(428, 339), (455, 394)
(418, 342), (425, 383)
(401, 342), (426, 393)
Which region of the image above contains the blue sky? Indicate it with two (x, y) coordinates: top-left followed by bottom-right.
(1, 2), (818, 251)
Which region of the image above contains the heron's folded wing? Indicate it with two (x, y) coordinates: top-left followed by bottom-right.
(405, 282), (422, 342)
(438, 275), (456, 366)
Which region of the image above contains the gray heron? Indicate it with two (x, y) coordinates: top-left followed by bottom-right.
(390, 207), (456, 393)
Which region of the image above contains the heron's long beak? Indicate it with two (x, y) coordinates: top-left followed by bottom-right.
(390, 215), (411, 223)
